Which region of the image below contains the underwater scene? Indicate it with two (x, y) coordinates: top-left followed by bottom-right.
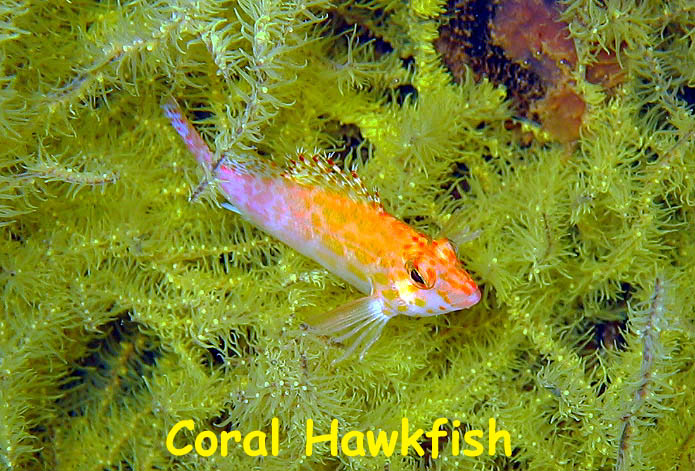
(1, 0), (694, 469)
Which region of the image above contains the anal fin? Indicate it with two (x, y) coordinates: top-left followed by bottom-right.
(221, 202), (241, 215)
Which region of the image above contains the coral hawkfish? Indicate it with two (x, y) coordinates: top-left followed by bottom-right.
(162, 98), (481, 360)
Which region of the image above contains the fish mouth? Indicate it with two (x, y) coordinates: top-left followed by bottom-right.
(467, 288), (481, 306)
(454, 288), (481, 308)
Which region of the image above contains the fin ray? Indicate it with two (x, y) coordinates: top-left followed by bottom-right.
(284, 149), (382, 209)
(309, 296), (391, 361)
(220, 202), (241, 214)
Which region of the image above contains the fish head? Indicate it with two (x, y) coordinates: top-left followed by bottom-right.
(386, 237), (480, 316)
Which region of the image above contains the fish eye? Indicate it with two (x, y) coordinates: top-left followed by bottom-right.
(405, 260), (434, 289)
(410, 268), (426, 285)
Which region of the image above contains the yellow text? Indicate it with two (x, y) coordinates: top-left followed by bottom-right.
(166, 417), (279, 457)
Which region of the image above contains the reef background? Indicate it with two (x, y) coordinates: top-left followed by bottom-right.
(1, 0), (694, 470)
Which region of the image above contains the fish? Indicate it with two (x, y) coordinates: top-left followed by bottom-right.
(162, 98), (481, 360)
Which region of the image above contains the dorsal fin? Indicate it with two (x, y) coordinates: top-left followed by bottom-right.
(283, 149), (382, 209)
(218, 156), (282, 178)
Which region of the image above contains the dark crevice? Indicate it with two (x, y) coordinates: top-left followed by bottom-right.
(57, 313), (161, 417)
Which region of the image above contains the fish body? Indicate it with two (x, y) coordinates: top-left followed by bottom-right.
(162, 99), (481, 359)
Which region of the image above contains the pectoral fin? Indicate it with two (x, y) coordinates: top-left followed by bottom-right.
(308, 295), (392, 362)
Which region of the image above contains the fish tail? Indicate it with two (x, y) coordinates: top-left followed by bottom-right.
(161, 96), (214, 169)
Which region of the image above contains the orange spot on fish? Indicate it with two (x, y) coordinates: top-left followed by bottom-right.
(373, 273), (389, 285)
(356, 249), (371, 266)
(437, 290), (451, 304)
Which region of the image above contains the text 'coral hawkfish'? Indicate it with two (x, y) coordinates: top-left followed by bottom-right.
(162, 98), (481, 360)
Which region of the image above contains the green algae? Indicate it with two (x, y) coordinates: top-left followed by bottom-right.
(1, 0), (694, 470)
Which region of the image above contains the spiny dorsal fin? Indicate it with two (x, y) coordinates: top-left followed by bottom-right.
(283, 149), (382, 209)
(219, 156), (281, 178)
